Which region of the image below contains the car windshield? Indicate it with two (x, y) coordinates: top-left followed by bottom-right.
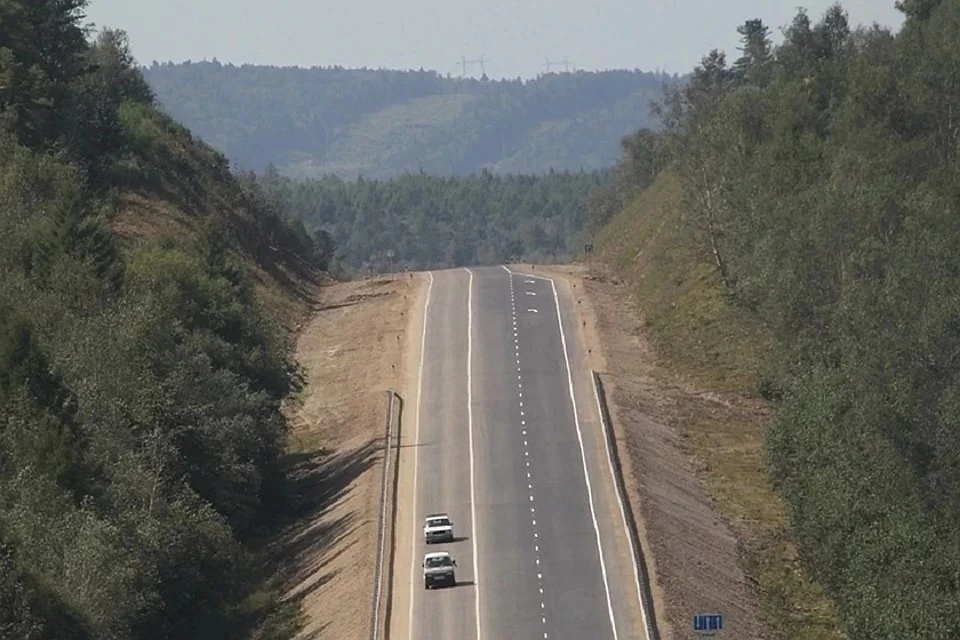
(428, 518), (450, 527)
(425, 556), (452, 568)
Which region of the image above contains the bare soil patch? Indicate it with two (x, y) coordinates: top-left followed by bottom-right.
(273, 273), (423, 640)
(516, 263), (772, 640)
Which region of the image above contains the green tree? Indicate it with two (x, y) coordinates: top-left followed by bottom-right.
(0, 0), (91, 149)
(733, 19), (773, 86)
(0, 2), (322, 636)
(601, 4), (960, 636)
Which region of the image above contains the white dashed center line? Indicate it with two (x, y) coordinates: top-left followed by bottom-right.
(508, 272), (549, 639)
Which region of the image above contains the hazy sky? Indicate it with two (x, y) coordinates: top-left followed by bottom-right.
(84, 1), (905, 79)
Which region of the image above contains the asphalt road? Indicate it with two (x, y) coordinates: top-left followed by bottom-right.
(402, 265), (645, 640)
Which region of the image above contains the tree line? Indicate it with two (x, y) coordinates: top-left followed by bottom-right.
(593, 2), (960, 637)
(258, 167), (610, 274)
(0, 1), (325, 637)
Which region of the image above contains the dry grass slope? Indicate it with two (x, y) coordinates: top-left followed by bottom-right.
(108, 104), (323, 328)
(590, 171), (844, 639)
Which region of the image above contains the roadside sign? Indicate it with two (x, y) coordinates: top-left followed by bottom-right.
(693, 613), (723, 635)
(584, 243), (594, 253)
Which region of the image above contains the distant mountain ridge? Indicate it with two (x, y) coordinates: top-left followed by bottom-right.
(142, 61), (681, 178)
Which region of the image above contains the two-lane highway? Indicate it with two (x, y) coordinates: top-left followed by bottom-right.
(392, 265), (646, 639)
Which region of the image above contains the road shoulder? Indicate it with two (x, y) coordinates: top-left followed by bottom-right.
(272, 273), (424, 640)
(387, 272), (430, 640)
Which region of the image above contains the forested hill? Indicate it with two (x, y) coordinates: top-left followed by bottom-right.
(142, 62), (678, 178)
(590, 2), (960, 638)
(0, 1), (328, 637)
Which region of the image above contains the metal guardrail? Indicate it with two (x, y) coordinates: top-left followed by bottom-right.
(592, 370), (661, 640)
(382, 392), (402, 640)
(370, 390), (400, 640)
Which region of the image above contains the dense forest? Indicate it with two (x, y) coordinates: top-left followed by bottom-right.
(593, 1), (960, 637)
(258, 167), (608, 273)
(0, 1), (326, 637)
(142, 62), (678, 179)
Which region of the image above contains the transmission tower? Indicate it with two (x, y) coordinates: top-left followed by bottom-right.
(543, 56), (574, 73)
(456, 54), (489, 77)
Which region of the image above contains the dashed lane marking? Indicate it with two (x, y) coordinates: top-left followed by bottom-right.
(507, 269), (550, 637)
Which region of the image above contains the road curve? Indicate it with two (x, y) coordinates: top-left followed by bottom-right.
(392, 265), (646, 640)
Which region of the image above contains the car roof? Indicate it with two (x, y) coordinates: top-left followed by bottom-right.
(424, 551), (451, 560)
(425, 513), (449, 518)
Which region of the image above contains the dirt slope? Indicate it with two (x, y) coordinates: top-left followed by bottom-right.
(275, 273), (423, 639)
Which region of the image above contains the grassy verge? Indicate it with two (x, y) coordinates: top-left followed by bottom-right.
(593, 171), (844, 639)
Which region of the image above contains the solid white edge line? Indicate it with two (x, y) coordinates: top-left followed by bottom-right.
(592, 374), (651, 639)
(503, 265), (620, 640)
(465, 267), (483, 640)
(407, 271), (434, 640)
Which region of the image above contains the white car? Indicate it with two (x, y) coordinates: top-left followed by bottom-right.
(423, 513), (454, 544)
(422, 551), (457, 589)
